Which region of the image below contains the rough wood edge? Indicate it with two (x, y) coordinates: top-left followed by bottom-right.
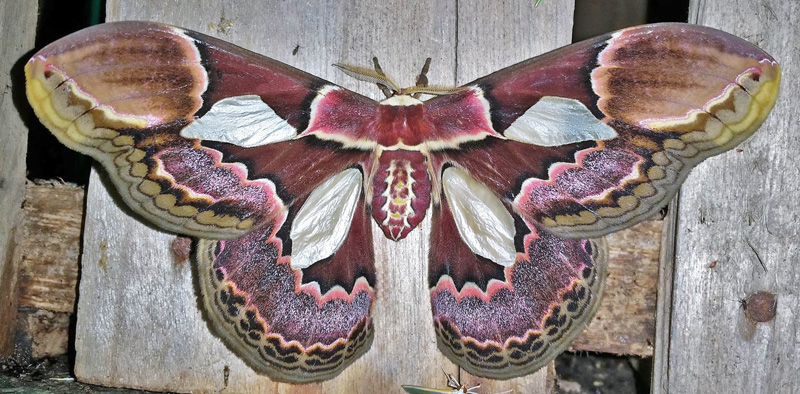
(0, 226), (23, 357)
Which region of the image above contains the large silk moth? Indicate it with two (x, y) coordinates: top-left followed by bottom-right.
(25, 21), (780, 383)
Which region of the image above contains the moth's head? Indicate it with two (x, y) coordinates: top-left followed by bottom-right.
(334, 57), (465, 101)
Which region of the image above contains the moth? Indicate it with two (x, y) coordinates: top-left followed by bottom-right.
(25, 21), (780, 383)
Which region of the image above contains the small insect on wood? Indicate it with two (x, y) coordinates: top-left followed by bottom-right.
(25, 21), (779, 383)
(402, 368), (512, 394)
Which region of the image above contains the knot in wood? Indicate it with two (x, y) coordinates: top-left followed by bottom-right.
(743, 291), (777, 323)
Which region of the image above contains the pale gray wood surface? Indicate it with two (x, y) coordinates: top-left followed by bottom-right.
(0, 1), (39, 354)
(75, 1), (574, 393)
(651, 202), (677, 394)
(662, 0), (799, 392)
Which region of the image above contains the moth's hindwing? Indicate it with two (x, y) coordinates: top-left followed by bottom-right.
(196, 188), (377, 382)
(429, 183), (608, 378)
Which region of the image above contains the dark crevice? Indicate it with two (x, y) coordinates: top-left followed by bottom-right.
(573, 0), (690, 43)
(647, 0), (690, 23)
(27, 0), (104, 185)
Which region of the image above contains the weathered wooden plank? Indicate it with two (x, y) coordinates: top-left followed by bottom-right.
(14, 308), (72, 359)
(663, 1), (800, 393)
(18, 183), (83, 313)
(0, 1), (39, 356)
(72, 1), (578, 393)
(11, 183), (83, 359)
(651, 203), (677, 394)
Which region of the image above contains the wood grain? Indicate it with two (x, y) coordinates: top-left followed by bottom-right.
(18, 183), (83, 314)
(651, 203), (677, 394)
(0, 1), (39, 356)
(11, 183), (83, 359)
(660, 0), (800, 392)
(75, 1), (575, 393)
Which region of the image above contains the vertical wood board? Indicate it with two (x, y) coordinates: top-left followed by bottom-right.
(666, 1), (799, 393)
(651, 203), (677, 394)
(75, 1), (574, 393)
(0, 0), (39, 355)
